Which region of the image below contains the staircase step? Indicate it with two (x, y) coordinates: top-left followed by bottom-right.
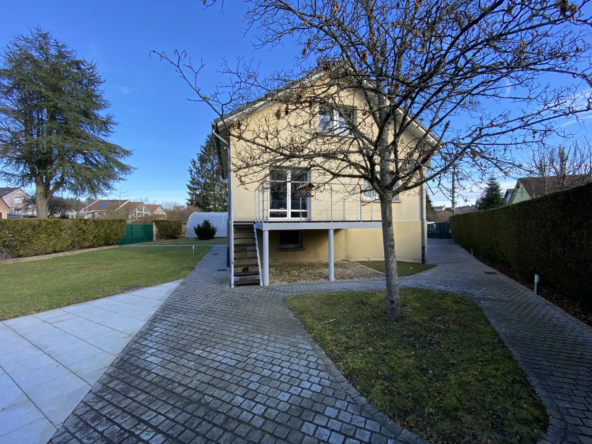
(235, 278), (260, 286)
(234, 263), (258, 268)
(234, 243), (256, 247)
(234, 256), (258, 260)
(235, 271), (259, 277)
(235, 249), (256, 253)
(234, 237), (254, 240)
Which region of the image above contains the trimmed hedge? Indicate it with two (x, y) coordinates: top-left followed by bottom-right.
(450, 182), (592, 308)
(153, 220), (182, 239)
(0, 218), (127, 258)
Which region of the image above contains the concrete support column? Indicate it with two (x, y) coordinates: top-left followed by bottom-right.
(263, 230), (269, 286)
(328, 229), (334, 282)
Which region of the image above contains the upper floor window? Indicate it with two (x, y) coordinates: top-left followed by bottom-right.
(319, 107), (356, 136)
(363, 180), (401, 202)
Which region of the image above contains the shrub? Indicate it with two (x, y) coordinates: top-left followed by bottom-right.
(154, 220), (182, 239)
(450, 182), (592, 308)
(0, 218), (127, 258)
(71, 219), (127, 249)
(194, 219), (217, 240)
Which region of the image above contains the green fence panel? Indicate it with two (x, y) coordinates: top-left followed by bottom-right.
(427, 222), (452, 239)
(117, 224), (153, 245)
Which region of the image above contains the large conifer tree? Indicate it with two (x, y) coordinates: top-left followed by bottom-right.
(479, 177), (506, 210)
(187, 134), (227, 211)
(0, 29), (132, 218)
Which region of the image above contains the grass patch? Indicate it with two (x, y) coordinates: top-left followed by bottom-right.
(0, 246), (209, 320)
(136, 238), (227, 246)
(357, 261), (435, 276)
(287, 290), (547, 443)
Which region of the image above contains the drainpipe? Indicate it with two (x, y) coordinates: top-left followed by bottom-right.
(213, 125), (233, 286)
(420, 170), (427, 264)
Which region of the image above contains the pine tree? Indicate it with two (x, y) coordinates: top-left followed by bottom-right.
(479, 176), (506, 210)
(0, 29), (132, 218)
(426, 193), (434, 212)
(187, 134), (228, 211)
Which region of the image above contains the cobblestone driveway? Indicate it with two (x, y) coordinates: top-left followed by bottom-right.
(51, 240), (592, 444)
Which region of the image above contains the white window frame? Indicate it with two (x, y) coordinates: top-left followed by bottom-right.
(363, 179), (401, 202)
(268, 168), (310, 220)
(319, 106), (356, 137)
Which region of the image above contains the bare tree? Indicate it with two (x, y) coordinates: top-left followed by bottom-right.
(155, 0), (592, 320)
(527, 140), (592, 189)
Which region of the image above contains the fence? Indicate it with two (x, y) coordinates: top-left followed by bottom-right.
(427, 222), (452, 239)
(117, 224), (153, 245)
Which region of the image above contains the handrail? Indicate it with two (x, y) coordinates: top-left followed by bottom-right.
(254, 179), (380, 223)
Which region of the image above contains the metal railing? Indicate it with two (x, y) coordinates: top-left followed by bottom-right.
(254, 180), (380, 223)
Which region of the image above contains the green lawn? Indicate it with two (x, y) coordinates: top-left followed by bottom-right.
(135, 237), (227, 245)
(288, 290), (547, 443)
(0, 246), (209, 320)
(357, 261), (435, 276)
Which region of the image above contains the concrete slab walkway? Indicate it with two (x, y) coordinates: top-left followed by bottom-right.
(0, 281), (180, 444)
(49, 241), (592, 444)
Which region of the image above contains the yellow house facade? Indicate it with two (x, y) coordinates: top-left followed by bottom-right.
(212, 77), (430, 287)
(0, 197), (9, 219)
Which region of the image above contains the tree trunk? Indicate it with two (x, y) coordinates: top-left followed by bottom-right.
(380, 189), (401, 321)
(34, 179), (51, 219)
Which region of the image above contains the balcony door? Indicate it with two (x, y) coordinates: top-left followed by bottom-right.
(269, 168), (309, 219)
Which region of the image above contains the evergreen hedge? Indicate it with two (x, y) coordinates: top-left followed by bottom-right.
(450, 182), (592, 308)
(0, 218), (127, 258)
(153, 220), (182, 239)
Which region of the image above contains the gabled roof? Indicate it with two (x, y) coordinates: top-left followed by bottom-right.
(0, 187), (21, 198)
(146, 204), (164, 213)
(517, 175), (591, 199)
(119, 201), (145, 212)
(82, 199), (128, 212)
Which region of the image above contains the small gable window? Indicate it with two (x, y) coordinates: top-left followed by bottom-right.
(319, 107), (356, 136)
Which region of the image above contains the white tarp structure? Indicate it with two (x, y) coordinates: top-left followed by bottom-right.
(186, 212), (228, 238)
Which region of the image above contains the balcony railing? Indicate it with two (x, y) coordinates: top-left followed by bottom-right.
(254, 180), (381, 223)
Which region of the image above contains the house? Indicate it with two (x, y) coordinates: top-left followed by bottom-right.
(80, 199), (155, 222)
(0, 196), (9, 219)
(0, 188), (36, 217)
(119, 201), (151, 221)
(432, 205), (447, 212)
(146, 204), (166, 219)
(504, 188), (514, 204)
(212, 75), (432, 287)
(79, 200), (128, 219)
(507, 175), (591, 204)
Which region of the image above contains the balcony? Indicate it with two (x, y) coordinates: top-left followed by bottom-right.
(253, 180), (383, 230)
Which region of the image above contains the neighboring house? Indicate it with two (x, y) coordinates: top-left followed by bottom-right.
(504, 188), (514, 205)
(454, 205), (474, 214)
(80, 199), (154, 222)
(0, 187), (36, 217)
(0, 196), (9, 219)
(433, 205), (447, 211)
(79, 200), (128, 219)
(507, 175), (591, 205)
(119, 201), (151, 221)
(212, 76), (432, 287)
(146, 204), (166, 219)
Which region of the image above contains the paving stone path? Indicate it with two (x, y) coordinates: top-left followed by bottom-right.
(50, 240), (592, 444)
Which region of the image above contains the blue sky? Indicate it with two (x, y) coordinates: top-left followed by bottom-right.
(1, 1), (301, 205)
(2, 1), (590, 207)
